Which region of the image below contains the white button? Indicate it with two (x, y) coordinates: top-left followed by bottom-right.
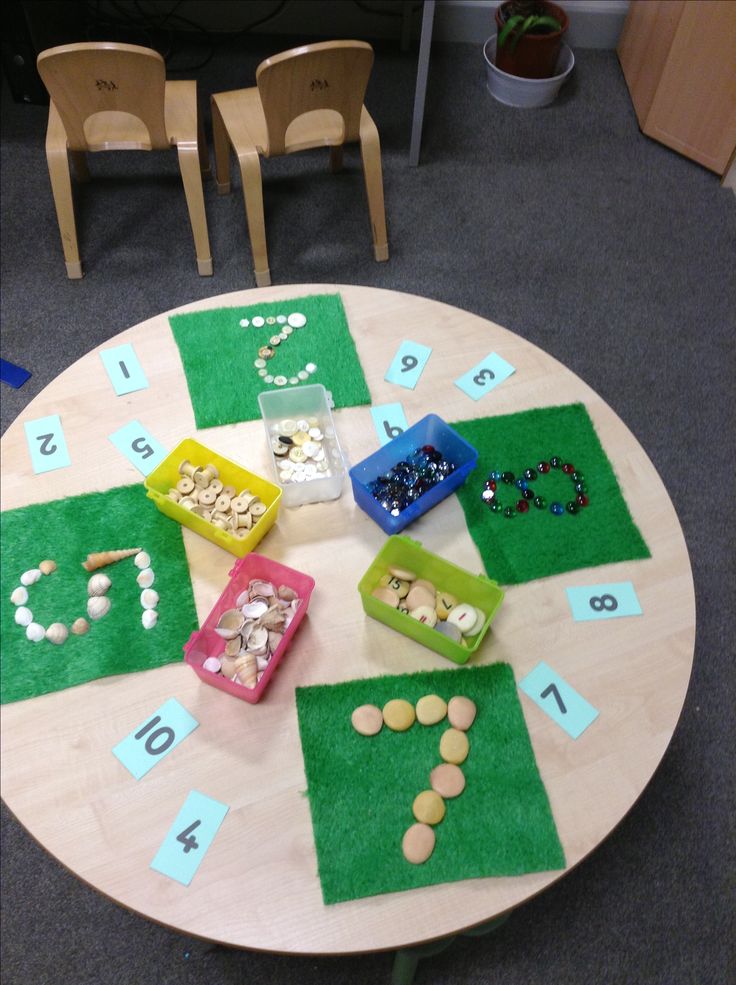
(254, 358), (267, 369)
(274, 375), (287, 386)
(305, 362), (317, 374)
(239, 318), (249, 327)
(280, 419), (297, 435)
(288, 312), (307, 328)
(304, 464), (317, 478)
(298, 370), (309, 380)
(264, 374), (274, 383)
(309, 427), (323, 439)
(293, 472), (306, 482)
(296, 419), (309, 431)
(276, 315), (287, 324)
(279, 332), (288, 341)
(289, 377), (299, 385)
(258, 368), (267, 377)
(302, 441), (320, 458)
(282, 325), (293, 335)
(252, 315), (265, 327)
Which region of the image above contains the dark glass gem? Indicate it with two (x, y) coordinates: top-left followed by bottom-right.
(572, 471), (585, 483)
(522, 488), (535, 500)
(490, 502), (503, 513)
(533, 496), (546, 509)
(516, 499), (529, 513)
(562, 463), (575, 474)
(550, 501), (565, 515)
(481, 488), (496, 503)
(523, 468), (537, 481)
(501, 471), (515, 484)
(537, 461), (551, 474)
(490, 470), (503, 481)
(550, 456), (561, 468)
(566, 501), (579, 514)
(515, 478), (528, 490)
(503, 506), (515, 518)
(576, 494), (589, 507)
(484, 479), (497, 491)
(574, 482), (588, 494)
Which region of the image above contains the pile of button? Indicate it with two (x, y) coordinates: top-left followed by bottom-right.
(267, 417), (343, 485)
(371, 565), (486, 644)
(367, 445), (456, 517)
(203, 579), (302, 688)
(351, 693), (477, 864)
(168, 460), (268, 539)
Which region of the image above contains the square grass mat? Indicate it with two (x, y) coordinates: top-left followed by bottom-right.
(296, 664), (565, 905)
(169, 293), (371, 428)
(451, 403), (650, 586)
(1, 484), (198, 704)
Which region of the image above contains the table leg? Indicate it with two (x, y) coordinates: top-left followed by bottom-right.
(409, 0), (436, 167)
(391, 913), (510, 985)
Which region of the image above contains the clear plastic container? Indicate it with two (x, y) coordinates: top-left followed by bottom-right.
(258, 384), (347, 508)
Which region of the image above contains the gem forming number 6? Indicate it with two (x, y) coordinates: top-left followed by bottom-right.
(241, 311), (318, 388)
(481, 456), (590, 518)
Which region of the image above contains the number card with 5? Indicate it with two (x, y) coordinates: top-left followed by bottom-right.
(108, 420), (167, 476)
(454, 352), (515, 401)
(112, 698), (198, 780)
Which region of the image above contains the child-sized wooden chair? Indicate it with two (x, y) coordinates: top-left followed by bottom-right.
(211, 40), (388, 287)
(36, 42), (212, 279)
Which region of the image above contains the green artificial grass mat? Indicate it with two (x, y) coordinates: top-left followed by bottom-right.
(169, 293), (371, 428)
(1, 484), (198, 704)
(451, 403), (650, 586)
(296, 663), (565, 904)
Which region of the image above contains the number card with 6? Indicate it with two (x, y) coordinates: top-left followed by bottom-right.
(112, 698), (198, 780)
(100, 343), (149, 396)
(566, 582), (642, 622)
(108, 419), (167, 476)
(454, 352), (515, 401)
(150, 790), (228, 886)
(370, 402), (409, 447)
(24, 413), (71, 474)
(519, 661), (599, 739)
(384, 340), (432, 389)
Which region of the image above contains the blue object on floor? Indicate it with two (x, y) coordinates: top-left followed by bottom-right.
(1, 359), (31, 388)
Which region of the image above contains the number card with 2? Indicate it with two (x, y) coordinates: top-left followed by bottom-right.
(566, 582), (642, 622)
(24, 413), (71, 474)
(454, 353), (515, 401)
(370, 402), (409, 447)
(112, 698), (198, 780)
(150, 790), (228, 886)
(100, 343), (149, 396)
(519, 661), (599, 739)
(109, 420), (167, 476)
(384, 341), (432, 390)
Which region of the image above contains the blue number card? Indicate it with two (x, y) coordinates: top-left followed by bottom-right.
(112, 698), (199, 780)
(384, 341), (432, 390)
(566, 582), (642, 622)
(454, 353), (515, 401)
(100, 343), (149, 395)
(370, 403), (409, 447)
(519, 661), (599, 739)
(24, 413), (71, 474)
(109, 420), (167, 476)
(151, 790), (229, 886)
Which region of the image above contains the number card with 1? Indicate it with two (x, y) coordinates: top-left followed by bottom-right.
(454, 353), (515, 402)
(150, 789), (228, 886)
(112, 697), (198, 780)
(108, 420), (167, 476)
(370, 402), (409, 447)
(100, 343), (149, 396)
(24, 413), (71, 474)
(566, 582), (642, 622)
(519, 661), (599, 739)
(384, 340), (432, 390)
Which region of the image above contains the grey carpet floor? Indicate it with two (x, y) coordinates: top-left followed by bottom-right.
(1, 29), (735, 985)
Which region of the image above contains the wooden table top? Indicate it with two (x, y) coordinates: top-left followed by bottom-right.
(0, 284), (695, 954)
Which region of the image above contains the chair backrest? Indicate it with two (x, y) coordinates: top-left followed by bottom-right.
(36, 42), (169, 152)
(256, 40), (374, 156)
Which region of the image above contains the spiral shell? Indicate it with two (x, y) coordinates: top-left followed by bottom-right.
(14, 606), (33, 627)
(87, 595), (111, 621)
(26, 622), (45, 642)
(87, 573), (112, 596)
(11, 587), (29, 606)
(45, 622), (69, 645)
(234, 653), (258, 688)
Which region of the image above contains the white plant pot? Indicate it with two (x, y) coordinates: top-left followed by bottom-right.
(483, 36), (574, 108)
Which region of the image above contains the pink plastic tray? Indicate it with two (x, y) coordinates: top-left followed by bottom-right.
(183, 553), (315, 704)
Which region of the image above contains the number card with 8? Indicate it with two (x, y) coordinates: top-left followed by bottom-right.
(565, 582), (642, 622)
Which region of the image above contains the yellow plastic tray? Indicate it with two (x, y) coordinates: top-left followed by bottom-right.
(144, 438), (281, 557)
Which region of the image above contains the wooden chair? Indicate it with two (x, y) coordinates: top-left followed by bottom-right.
(36, 42), (212, 279)
(211, 40), (388, 287)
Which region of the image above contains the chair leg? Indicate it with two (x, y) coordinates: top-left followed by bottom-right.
(198, 111), (211, 178)
(211, 97), (232, 195)
(46, 145), (83, 279)
(69, 150), (90, 183)
(329, 144), (344, 173)
(359, 121), (389, 262)
(177, 143), (213, 276)
(237, 148), (270, 287)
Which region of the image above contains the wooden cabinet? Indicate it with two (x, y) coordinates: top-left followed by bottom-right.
(617, 0), (736, 176)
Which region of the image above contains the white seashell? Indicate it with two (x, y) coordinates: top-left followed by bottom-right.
(11, 587), (29, 606)
(87, 573), (112, 597)
(15, 606), (33, 627)
(140, 588), (159, 610)
(241, 600), (268, 619)
(71, 618), (90, 635)
(136, 568), (155, 589)
(45, 622), (69, 645)
(256, 654), (270, 671)
(141, 609), (158, 630)
(39, 560), (57, 575)
(26, 622), (45, 642)
(134, 551), (151, 570)
(202, 656), (221, 673)
(87, 595), (111, 620)
(20, 569), (42, 586)
(214, 608), (244, 639)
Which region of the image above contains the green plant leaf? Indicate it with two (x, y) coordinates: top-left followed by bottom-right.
(498, 14), (524, 49)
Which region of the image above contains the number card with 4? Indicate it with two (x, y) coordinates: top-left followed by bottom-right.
(109, 420), (167, 476)
(384, 341), (432, 390)
(24, 413), (71, 474)
(519, 661), (599, 739)
(100, 343), (149, 396)
(150, 790), (228, 886)
(370, 402), (409, 447)
(112, 698), (198, 780)
(454, 353), (515, 401)
(566, 582), (642, 622)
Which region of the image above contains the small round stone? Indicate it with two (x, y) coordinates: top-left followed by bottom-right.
(430, 762), (466, 798)
(402, 823), (435, 864)
(412, 790), (446, 825)
(389, 566), (416, 581)
(383, 698), (416, 732)
(435, 591), (458, 620)
(447, 696), (477, 731)
(416, 694), (447, 726)
(351, 704), (384, 736)
(370, 584), (399, 606)
(409, 604), (437, 627)
(439, 727), (469, 764)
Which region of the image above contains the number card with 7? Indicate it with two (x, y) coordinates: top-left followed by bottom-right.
(112, 698), (198, 779)
(150, 790), (228, 886)
(384, 341), (432, 390)
(519, 661), (599, 739)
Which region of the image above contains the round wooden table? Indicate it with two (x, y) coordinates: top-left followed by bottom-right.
(0, 285), (695, 954)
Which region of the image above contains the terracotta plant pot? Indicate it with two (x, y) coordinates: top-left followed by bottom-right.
(495, 1), (569, 80)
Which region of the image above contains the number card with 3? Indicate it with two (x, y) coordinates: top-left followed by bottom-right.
(150, 790), (228, 886)
(112, 698), (198, 780)
(100, 343), (149, 396)
(24, 413), (71, 474)
(454, 352), (515, 401)
(566, 582), (642, 622)
(384, 341), (432, 390)
(108, 419), (167, 476)
(370, 402), (409, 447)
(519, 661), (599, 739)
